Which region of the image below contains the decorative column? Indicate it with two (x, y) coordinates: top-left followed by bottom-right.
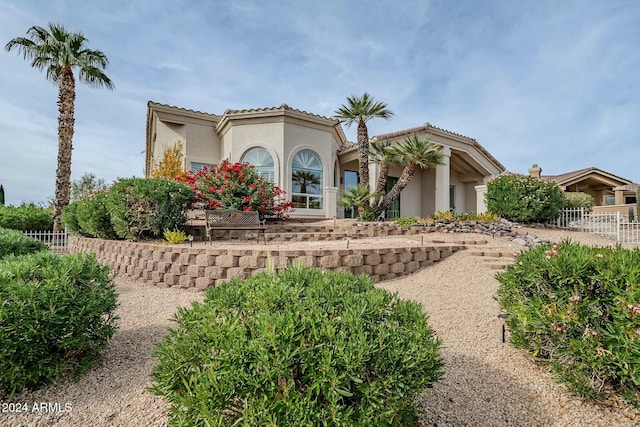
(434, 147), (451, 213)
(475, 184), (488, 213)
(324, 187), (338, 219)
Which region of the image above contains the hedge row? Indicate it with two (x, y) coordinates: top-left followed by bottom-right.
(62, 178), (193, 241)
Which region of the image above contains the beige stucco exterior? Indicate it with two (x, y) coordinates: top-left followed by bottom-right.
(146, 102), (505, 219)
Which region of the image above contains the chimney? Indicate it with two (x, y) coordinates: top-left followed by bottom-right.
(528, 164), (542, 178)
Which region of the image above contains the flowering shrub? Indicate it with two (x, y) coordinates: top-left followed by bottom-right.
(178, 160), (294, 219)
(564, 192), (594, 212)
(496, 240), (640, 408)
(486, 173), (566, 223)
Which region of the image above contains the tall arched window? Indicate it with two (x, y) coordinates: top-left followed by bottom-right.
(291, 149), (323, 209)
(241, 147), (274, 183)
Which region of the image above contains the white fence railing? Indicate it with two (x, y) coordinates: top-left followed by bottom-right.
(552, 208), (640, 243)
(23, 230), (69, 253)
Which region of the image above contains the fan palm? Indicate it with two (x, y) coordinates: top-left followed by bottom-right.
(6, 23), (114, 231)
(335, 93), (393, 187)
(376, 135), (444, 215)
(339, 184), (377, 219)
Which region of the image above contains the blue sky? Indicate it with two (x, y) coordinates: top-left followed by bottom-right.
(1, 0), (638, 206)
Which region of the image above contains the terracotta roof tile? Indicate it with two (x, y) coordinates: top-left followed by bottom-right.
(542, 167), (633, 186)
(223, 103), (338, 122)
(372, 123), (505, 171)
(147, 101), (221, 119)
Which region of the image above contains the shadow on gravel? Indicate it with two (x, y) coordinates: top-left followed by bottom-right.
(3, 323), (172, 426)
(417, 351), (555, 427)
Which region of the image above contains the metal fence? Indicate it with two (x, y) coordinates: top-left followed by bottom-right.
(23, 230), (69, 253)
(552, 208), (640, 243)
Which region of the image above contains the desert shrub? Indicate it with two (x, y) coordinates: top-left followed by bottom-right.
(151, 141), (187, 180)
(0, 252), (118, 396)
(151, 266), (443, 426)
(178, 160), (294, 219)
(164, 229), (188, 244)
(0, 203), (53, 231)
(75, 191), (116, 239)
(392, 217), (416, 227)
(0, 227), (48, 260)
(486, 173), (566, 223)
(106, 178), (193, 240)
(564, 192), (595, 211)
(496, 241), (640, 408)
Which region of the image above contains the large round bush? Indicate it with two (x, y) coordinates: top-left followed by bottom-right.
(496, 241), (640, 407)
(486, 173), (566, 223)
(75, 190), (116, 239)
(151, 266), (443, 426)
(107, 178), (193, 240)
(0, 252), (118, 396)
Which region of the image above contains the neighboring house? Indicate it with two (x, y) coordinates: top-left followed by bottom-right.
(528, 164), (638, 206)
(145, 101), (506, 219)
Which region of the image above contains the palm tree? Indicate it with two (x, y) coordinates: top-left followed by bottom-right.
(369, 140), (399, 203)
(292, 171), (320, 194)
(339, 184), (377, 219)
(6, 23), (114, 231)
(335, 93), (393, 187)
(376, 134), (444, 216)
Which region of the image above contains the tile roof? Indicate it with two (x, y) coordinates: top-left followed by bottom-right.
(542, 167), (633, 186)
(372, 123), (505, 171)
(147, 101), (221, 120)
(222, 103), (339, 122)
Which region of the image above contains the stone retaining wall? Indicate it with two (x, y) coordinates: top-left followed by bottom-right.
(69, 237), (463, 288)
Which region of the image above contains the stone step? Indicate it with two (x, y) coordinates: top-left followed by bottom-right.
(469, 250), (516, 258)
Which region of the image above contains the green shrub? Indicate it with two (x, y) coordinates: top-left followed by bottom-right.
(106, 178), (193, 240)
(61, 201), (81, 234)
(564, 192), (595, 211)
(0, 203), (53, 231)
(0, 227), (48, 260)
(75, 191), (116, 239)
(163, 229), (188, 244)
(486, 173), (566, 223)
(392, 216), (416, 227)
(496, 241), (640, 408)
(0, 252), (118, 397)
(151, 266), (443, 426)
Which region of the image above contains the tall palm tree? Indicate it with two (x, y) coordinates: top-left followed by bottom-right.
(6, 23), (114, 231)
(335, 93), (393, 187)
(339, 184), (377, 219)
(376, 134), (444, 216)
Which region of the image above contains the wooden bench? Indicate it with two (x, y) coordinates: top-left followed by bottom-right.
(204, 210), (266, 244)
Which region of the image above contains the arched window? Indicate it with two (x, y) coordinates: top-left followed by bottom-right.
(291, 149), (323, 209)
(241, 147), (274, 182)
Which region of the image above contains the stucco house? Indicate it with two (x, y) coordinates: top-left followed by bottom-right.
(145, 101), (505, 219)
(528, 164), (637, 207)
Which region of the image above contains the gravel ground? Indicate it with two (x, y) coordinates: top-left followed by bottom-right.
(2, 228), (639, 426)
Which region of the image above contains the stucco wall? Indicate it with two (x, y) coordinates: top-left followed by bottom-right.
(185, 122), (221, 167)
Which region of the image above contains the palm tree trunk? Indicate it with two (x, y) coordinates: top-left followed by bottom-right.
(377, 163), (416, 214)
(374, 163), (390, 203)
(357, 120), (369, 187)
(53, 67), (75, 232)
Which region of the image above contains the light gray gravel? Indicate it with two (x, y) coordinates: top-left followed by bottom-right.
(2, 229), (639, 426)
